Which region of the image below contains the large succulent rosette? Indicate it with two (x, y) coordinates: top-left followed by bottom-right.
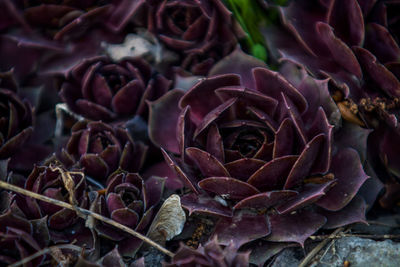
(60, 56), (170, 122)
(164, 237), (249, 267)
(263, 0), (400, 208)
(0, 70), (33, 160)
(93, 169), (165, 258)
(59, 120), (147, 183)
(149, 49), (370, 249)
(136, 0), (242, 75)
(263, 0), (400, 118)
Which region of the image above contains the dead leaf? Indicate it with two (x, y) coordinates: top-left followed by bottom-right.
(147, 194), (186, 245)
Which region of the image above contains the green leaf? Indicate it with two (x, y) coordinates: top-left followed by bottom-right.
(252, 44), (267, 61)
(226, 0), (268, 60)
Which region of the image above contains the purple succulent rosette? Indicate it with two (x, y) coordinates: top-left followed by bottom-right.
(60, 56), (170, 122)
(149, 49), (370, 251)
(0, 70), (56, 173)
(59, 120), (148, 182)
(136, 0), (242, 75)
(264, 0), (400, 102)
(0, 1), (135, 80)
(0, 70), (34, 160)
(263, 0), (400, 208)
(164, 237), (249, 267)
(8, 164), (99, 252)
(92, 169), (165, 258)
(368, 127), (400, 209)
(0, 196), (50, 267)
(74, 247), (143, 267)
(15, 165), (88, 230)
(263, 0), (400, 127)
(0, 0), (110, 41)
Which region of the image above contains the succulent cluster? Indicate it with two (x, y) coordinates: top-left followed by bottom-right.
(0, 0), (397, 266)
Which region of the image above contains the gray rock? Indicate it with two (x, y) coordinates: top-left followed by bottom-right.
(270, 248), (303, 267)
(351, 215), (400, 236)
(271, 237), (400, 267)
(143, 248), (164, 267)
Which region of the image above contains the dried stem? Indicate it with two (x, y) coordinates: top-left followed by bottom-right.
(367, 220), (400, 228)
(9, 244), (82, 267)
(0, 180), (175, 258)
(309, 233), (400, 240)
(298, 227), (344, 267)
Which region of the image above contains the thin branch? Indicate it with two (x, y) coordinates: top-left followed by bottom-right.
(309, 233), (400, 240)
(367, 220), (400, 228)
(298, 227), (344, 267)
(0, 180), (175, 258)
(9, 244), (82, 267)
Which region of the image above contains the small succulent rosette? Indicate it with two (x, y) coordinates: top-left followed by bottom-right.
(15, 165), (88, 230)
(164, 237), (249, 267)
(263, 0), (400, 209)
(129, 0), (243, 75)
(0, 1), (112, 76)
(0, 208), (50, 267)
(92, 169), (165, 258)
(11, 165), (97, 249)
(75, 247), (145, 267)
(0, 70), (33, 160)
(0, 0), (111, 42)
(60, 55), (170, 122)
(59, 120), (147, 183)
(149, 49), (372, 257)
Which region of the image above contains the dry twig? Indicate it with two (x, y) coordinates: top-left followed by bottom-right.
(298, 227), (345, 267)
(0, 180), (175, 258)
(309, 233), (400, 240)
(48, 165), (80, 205)
(367, 220), (400, 228)
(9, 244), (82, 267)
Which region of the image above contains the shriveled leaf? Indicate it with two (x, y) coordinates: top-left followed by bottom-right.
(147, 194), (186, 245)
